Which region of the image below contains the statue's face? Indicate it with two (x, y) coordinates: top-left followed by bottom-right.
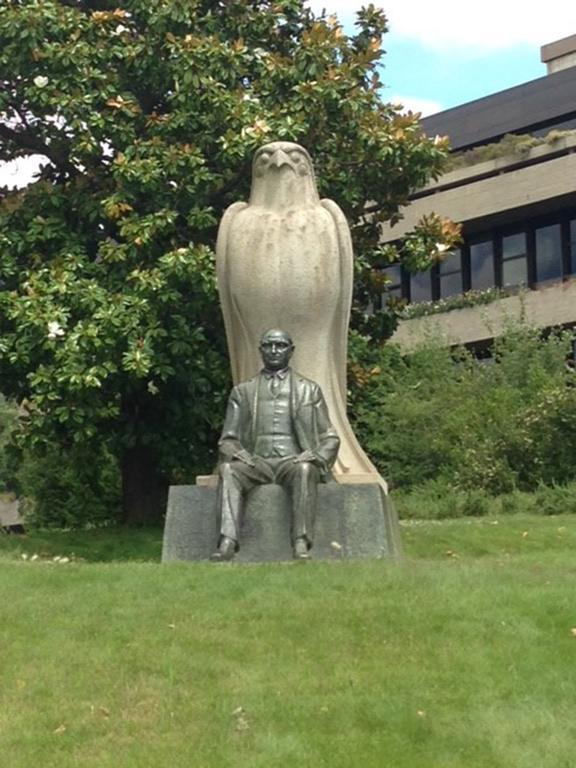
(253, 142), (312, 179)
(259, 330), (294, 371)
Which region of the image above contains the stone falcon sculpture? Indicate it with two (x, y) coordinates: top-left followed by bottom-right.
(215, 141), (384, 485)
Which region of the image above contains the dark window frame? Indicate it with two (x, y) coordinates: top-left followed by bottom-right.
(375, 262), (403, 310)
(467, 238), (495, 292)
(533, 221), (563, 284)
(438, 248), (464, 298)
(500, 229), (529, 289)
(397, 208), (576, 305)
(408, 268), (435, 304)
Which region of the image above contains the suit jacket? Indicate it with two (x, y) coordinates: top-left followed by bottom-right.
(218, 368), (340, 479)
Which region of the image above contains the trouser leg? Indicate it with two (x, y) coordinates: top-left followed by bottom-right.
(275, 460), (320, 546)
(217, 460), (269, 544)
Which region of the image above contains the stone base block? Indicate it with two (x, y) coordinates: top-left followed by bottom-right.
(162, 483), (402, 563)
(0, 495), (24, 534)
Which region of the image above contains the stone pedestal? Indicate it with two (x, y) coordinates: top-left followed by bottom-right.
(0, 494), (24, 534)
(162, 483), (402, 563)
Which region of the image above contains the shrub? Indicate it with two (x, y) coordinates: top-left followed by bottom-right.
(394, 481), (494, 520)
(532, 483), (576, 516)
(0, 395), (18, 492)
(18, 442), (121, 529)
(349, 324), (576, 495)
(394, 480), (576, 521)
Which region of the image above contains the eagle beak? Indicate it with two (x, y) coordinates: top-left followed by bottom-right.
(271, 149), (292, 169)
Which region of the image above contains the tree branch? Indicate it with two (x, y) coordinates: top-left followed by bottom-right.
(0, 122), (78, 179)
(6, 102), (32, 132)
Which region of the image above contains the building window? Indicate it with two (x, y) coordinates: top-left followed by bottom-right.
(395, 209), (576, 307)
(381, 264), (403, 306)
(439, 248), (462, 298)
(410, 270), (433, 303)
(535, 223), (562, 282)
(470, 240), (495, 290)
(501, 232), (528, 286)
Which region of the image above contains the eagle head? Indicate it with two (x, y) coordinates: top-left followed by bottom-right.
(250, 142), (319, 209)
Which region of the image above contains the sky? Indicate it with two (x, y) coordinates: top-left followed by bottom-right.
(2, 1), (576, 187)
(309, 0), (576, 115)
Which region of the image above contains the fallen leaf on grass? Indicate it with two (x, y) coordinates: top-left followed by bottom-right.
(99, 707), (110, 718)
(416, 710), (426, 717)
(445, 550), (459, 558)
(232, 706), (249, 732)
(570, 628), (576, 638)
(235, 716), (249, 732)
(168, 623), (176, 630)
(522, 531), (529, 539)
(53, 724), (66, 735)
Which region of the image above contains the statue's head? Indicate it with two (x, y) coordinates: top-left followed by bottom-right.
(250, 142), (319, 208)
(253, 142), (313, 179)
(259, 329), (294, 371)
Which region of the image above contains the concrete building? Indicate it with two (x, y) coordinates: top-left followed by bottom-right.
(383, 34), (576, 353)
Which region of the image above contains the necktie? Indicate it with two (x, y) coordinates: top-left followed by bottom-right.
(269, 374), (280, 396)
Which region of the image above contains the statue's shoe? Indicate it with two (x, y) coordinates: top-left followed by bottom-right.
(293, 537), (311, 561)
(210, 536), (237, 562)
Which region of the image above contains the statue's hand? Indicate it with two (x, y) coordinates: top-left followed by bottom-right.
(293, 450), (317, 465)
(234, 449), (257, 468)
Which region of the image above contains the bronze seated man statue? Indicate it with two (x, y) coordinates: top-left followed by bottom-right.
(211, 328), (340, 562)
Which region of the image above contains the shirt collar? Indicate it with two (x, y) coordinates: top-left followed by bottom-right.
(262, 367), (290, 380)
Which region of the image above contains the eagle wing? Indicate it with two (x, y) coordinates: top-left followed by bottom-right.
(320, 198), (354, 403)
(215, 201), (248, 384)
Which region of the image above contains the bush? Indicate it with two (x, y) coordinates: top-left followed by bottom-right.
(394, 480), (576, 520)
(18, 442), (121, 529)
(394, 481), (494, 520)
(0, 395), (18, 492)
(349, 324), (576, 495)
(532, 483), (576, 516)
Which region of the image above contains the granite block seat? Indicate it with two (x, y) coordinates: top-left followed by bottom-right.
(162, 483), (402, 563)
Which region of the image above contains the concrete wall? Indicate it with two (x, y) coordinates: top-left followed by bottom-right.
(380, 135), (576, 241)
(547, 52), (576, 74)
(542, 34), (576, 74)
(391, 279), (576, 350)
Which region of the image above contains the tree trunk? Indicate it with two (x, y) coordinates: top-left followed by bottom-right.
(121, 444), (168, 525)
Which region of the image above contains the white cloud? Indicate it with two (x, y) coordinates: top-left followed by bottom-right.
(390, 95), (443, 117)
(308, 1), (576, 51)
(384, 1), (576, 52)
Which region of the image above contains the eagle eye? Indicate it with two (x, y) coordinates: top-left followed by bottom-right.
(254, 151), (271, 176)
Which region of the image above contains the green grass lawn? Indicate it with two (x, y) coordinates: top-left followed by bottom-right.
(1, 515), (575, 767)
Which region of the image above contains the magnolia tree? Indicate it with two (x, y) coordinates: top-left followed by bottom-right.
(0, 0), (457, 524)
